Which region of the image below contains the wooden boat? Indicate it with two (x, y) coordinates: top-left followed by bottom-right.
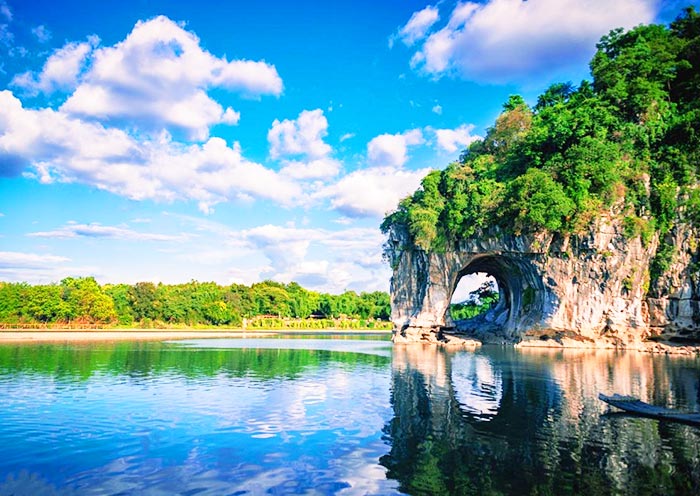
(599, 393), (700, 426)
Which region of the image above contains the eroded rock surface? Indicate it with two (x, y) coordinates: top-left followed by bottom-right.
(385, 218), (700, 349)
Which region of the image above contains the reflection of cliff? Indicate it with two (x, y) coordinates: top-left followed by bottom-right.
(381, 347), (700, 495)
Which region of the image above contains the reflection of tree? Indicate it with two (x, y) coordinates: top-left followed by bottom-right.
(0, 342), (389, 381)
(381, 347), (700, 495)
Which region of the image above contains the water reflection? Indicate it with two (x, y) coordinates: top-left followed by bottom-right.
(0, 339), (398, 495)
(382, 346), (700, 496)
(0, 339), (390, 381)
(452, 353), (503, 421)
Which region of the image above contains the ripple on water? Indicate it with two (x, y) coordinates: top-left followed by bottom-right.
(4, 340), (698, 495)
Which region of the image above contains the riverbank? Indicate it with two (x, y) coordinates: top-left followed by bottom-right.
(0, 328), (391, 343)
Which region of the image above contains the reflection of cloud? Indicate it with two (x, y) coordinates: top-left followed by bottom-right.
(451, 353), (502, 420)
(387, 344), (700, 496)
(0, 470), (78, 496)
(335, 446), (401, 495)
(2, 346), (394, 495)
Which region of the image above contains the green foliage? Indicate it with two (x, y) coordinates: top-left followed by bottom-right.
(0, 279), (391, 327)
(623, 215), (656, 246)
(449, 280), (499, 320)
(406, 170), (446, 250)
(61, 277), (117, 323)
(0, 277), (116, 324)
(650, 243), (676, 282)
(382, 7), (700, 292)
(592, 24), (680, 131)
(684, 187), (700, 224)
(651, 174), (679, 234)
(500, 169), (575, 233)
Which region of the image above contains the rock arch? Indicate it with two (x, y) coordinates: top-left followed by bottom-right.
(385, 218), (700, 347)
(448, 255), (555, 340)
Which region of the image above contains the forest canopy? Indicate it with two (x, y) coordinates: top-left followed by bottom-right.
(0, 278), (390, 327)
(382, 8), (700, 252)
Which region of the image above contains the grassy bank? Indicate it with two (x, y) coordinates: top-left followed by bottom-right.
(0, 317), (393, 332)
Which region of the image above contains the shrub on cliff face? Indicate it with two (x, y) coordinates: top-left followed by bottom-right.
(382, 7), (700, 252)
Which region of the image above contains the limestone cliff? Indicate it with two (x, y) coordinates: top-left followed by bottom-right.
(381, 11), (700, 349)
(385, 218), (700, 348)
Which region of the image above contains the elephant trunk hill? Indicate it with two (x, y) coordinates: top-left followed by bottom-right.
(382, 8), (700, 349)
(385, 219), (700, 348)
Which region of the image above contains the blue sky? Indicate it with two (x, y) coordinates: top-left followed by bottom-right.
(0, 0), (697, 295)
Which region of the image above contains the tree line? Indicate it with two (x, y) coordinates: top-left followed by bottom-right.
(0, 277), (391, 327)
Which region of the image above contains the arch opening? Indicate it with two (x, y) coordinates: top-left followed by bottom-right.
(449, 273), (500, 322)
(446, 255), (549, 340)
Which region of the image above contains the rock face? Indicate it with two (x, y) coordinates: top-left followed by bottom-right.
(385, 217), (700, 347)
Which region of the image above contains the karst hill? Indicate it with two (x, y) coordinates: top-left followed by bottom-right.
(382, 8), (700, 349)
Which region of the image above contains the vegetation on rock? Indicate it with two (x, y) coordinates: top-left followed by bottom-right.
(382, 8), (700, 253)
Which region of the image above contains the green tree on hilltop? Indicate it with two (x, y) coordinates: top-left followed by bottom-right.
(383, 8), (700, 255)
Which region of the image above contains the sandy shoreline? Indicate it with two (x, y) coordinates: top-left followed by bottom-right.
(0, 328), (390, 343)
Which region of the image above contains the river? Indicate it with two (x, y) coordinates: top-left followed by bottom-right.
(0, 335), (698, 495)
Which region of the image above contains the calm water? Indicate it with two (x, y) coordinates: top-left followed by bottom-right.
(0, 336), (699, 495)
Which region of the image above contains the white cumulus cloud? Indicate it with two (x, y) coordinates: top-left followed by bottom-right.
(408, 0), (656, 84)
(0, 251), (70, 268)
(434, 123), (480, 153)
(0, 90), (301, 214)
(12, 37), (97, 95)
(236, 224), (389, 292)
(0, 251), (106, 285)
(280, 157), (341, 180)
(31, 24), (51, 43)
(269, 109), (339, 180)
(268, 109), (332, 160)
(60, 15), (282, 140)
(0, 251), (77, 284)
(367, 129), (424, 168)
(318, 165), (432, 218)
(0, 1), (10, 22)
(395, 5), (440, 46)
